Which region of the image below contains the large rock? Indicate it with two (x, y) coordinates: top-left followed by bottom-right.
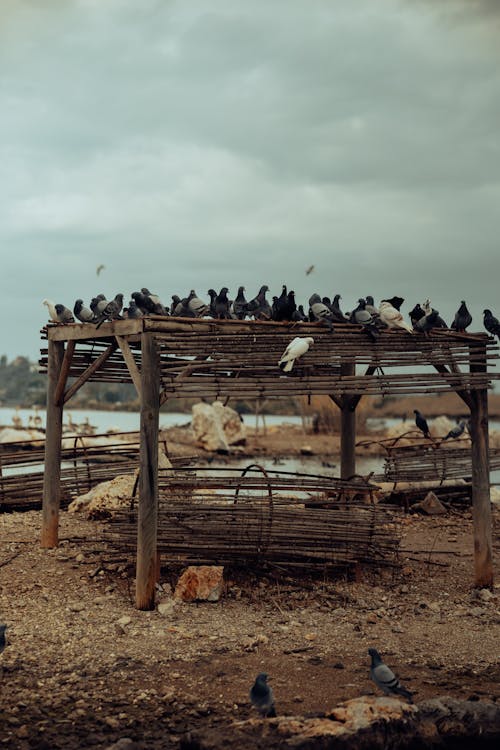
(0, 427), (46, 443)
(68, 472), (138, 518)
(191, 401), (246, 452)
(173, 566), (224, 602)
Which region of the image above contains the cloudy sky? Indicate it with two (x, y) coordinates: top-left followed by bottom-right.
(1, 0), (499, 360)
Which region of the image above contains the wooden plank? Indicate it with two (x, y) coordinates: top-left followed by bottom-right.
(41, 340), (65, 548)
(47, 318), (144, 341)
(63, 342), (118, 403)
(54, 340), (75, 406)
(116, 335), (142, 398)
(469, 343), (493, 588)
(433, 363), (474, 410)
(340, 362), (356, 479)
(136, 333), (160, 610)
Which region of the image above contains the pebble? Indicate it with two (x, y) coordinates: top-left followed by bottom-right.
(117, 615), (132, 627)
(68, 602), (85, 613)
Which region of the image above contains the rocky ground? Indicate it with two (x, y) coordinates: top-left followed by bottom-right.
(1, 499), (499, 749)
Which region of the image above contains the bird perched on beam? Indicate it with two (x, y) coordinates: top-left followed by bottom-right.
(451, 301), (472, 332)
(443, 419), (466, 441)
(278, 337), (314, 372)
(379, 301), (413, 334)
(350, 299), (380, 342)
(483, 309), (500, 340)
(368, 648), (413, 703)
(247, 285), (272, 320)
(54, 304), (75, 324)
(308, 294), (335, 330)
(74, 299), (95, 323)
(214, 287), (231, 319)
(231, 286), (248, 320)
(414, 409), (431, 439)
(42, 299), (59, 323)
(95, 293), (124, 328)
(250, 673), (276, 718)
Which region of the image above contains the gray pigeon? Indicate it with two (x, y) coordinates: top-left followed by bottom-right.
(368, 648), (413, 702)
(74, 299), (95, 323)
(308, 294), (334, 330)
(0, 624), (6, 655)
(250, 673), (276, 718)
(231, 286), (248, 320)
(247, 285), (272, 320)
(350, 299), (380, 341)
(95, 293), (124, 328)
(90, 294), (107, 315)
(141, 288), (167, 315)
(54, 304), (75, 324)
(187, 290), (210, 317)
(125, 300), (143, 319)
(443, 419), (466, 441)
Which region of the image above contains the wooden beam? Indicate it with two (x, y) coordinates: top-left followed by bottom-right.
(340, 362), (356, 479)
(54, 340), (75, 406)
(329, 394), (343, 409)
(41, 340), (65, 548)
(469, 344), (493, 588)
(47, 318), (144, 341)
(116, 335), (142, 398)
(63, 342), (118, 404)
(136, 333), (160, 610)
(347, 365), (377, 410)
(433, 363), (474, 410)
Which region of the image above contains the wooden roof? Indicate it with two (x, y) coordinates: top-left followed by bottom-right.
(40, 316), (500, 402)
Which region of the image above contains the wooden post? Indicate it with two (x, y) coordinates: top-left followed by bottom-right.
(136, 333), (160, 610)
(41, 340), (65, 547)
(469, 344), (493, 588)
(340, 362), (356, 479)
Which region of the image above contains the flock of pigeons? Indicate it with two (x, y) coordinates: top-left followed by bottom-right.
(42, 286), (500, 342)
(250, 647), (413, 718)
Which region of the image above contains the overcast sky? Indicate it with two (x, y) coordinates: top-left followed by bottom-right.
(1, 0), (499, 360)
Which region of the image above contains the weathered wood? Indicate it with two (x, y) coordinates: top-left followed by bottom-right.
(340, 362), (356, 479)
(469, 344), (493, 588)
(41, 340), (65, 548)
(46, 318), (144, 341)
(115, 335), (142, 398)
(63, 342), (118, 403)
(54, 340), (75, 406)
(136, 333), (160, 610)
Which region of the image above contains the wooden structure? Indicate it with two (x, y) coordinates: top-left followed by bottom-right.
(39, 317), (499, 607)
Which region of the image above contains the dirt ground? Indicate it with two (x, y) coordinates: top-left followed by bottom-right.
(1, 424), (499, 749)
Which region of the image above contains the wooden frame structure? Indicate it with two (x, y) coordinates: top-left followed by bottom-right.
(39, 317), (499, 608)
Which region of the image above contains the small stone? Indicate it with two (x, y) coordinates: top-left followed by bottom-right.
(117, 615), (132, 627)
(68, 602), (85, 613)
(105, 738), (137, 750)
(428, 601), (441, 613)
(366, 613), (377, 624)
(174, 565), (224, 602)
(469, 607), (484, 617)
(333, 662), (345, 669)
(400, 585), (409, 594)
(75, 553), (85, 563)
(158, 600), (177, 617)
(293, 696), (304, 703)
(478, 589), (494, 602)
(392, 624), (404, 633)
(304, 632), (317, 641)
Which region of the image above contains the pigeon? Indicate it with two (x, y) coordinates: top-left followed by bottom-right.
(214, 287), (231, 319)
(379, 301), (413, 334)
(95, 293), (124, 328)
(292, 304), (308, 322)
(125, 300), (143, 319)
(187, 290), (210, 317)
(247, 285), (272, 320)
(42, 299), (59, 323)
(131, 291), (156, 315)
(443, 419), (466, 440)
(231, 286), (248, 320)
(422, 298), (432, 315)
(330, 294), (348, 323)
(350, 299), (380, 341)
(278, 337), (314, 372)
(0, 624), (7, 654)
(365, 295), (380, 317)
(409, 303), (425, 328)
(308, 294), (335, 329)
(385, 296), (404, 311)
(451, 301), (472, 333)
(305, 264), (315, 275)
(483, 309), (500, 340)
(250, 673), (276, 718)
(141, 288), (167, 315)
(414, 309), (445, 334)
(414, 409), (431, 439)
(54, 304), (75, 324)
(368, 648), (413, 703)
(96, 264), (105, 276)
(90, 294), (107, 315)
(170, 295), (182, 316)
(207, 289), (218, 317)
(273, 285), (290, 321)
(73, 299), (95, 323)
(284, 290), (298, 321)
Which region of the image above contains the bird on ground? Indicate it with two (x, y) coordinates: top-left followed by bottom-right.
(0, 624), (7, 654)
(379, 301), (413, 333)
(187, 290), (210, 317)
(73, 299), (95, 323)
(231, 286), (248, 320)
(451, 301), (472, 332)
(350, 299), (380, 341)
(278, 337), (314, 372)
(368, 648), (413, 703)
(443, 419), (466, 441)
(247, 285), (272, 320)
(309, 294), (335, 330)
(214, 287), (231, 319)
(95, 293), (124, 328)
(483, 309), (500, 340)
(42, 299), (59, 323)
(414, 409), (431, 439)
(54, 304), (75, 324)
(250, 673), (276, 718)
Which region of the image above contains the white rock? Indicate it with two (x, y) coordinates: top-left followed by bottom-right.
(191, 401), (245, 452)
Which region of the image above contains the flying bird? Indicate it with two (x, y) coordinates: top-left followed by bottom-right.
(0, 624), (7, 655)
(368, 648), (413, 703)
(250, 673), (276, 718)
(379, 301), (413, 334)
(483, 309), (500, 340)
(73, 299), (95, 323)
(278, 337), (314, 372)
(414, 409), (431, 439)
(96, 264), (105, 276)
(451, 301), (472, 333)
(443, 420), (466, 441)
(305, 264), (315, 275)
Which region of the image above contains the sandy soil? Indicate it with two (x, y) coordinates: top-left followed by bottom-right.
(1, 500), (499, 749)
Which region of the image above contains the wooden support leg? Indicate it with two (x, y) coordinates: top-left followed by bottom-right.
(469, 387), (493, 588)
(41, 340), (65, 548)
(136, 333), (160, 610)
(340, 404), (356, 479)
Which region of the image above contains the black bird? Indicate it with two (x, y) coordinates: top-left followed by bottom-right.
(292, 304), (308, 322)
(331, 294), (348, 323)
(0, 624), (7, 655)
(368, 648), (413, 703)
(284, 290), (298, 321)
(443, 419), (466, 441)
(273, 285), (289, 321)
(409, 303), (425, 328)
(95, 293), (124, 328)
(231, 286), (248, 320)
(74, 299), (95, 323)
(414, 409), (431, 439)
(350, 298), (380, 341)
(483, 309), (500, 340)
(250, 673), (276, 718)
(214, 287), (231, 319)
(247, 285), (272, 320)
(414, 309), (444, 334)
(385, 296), (404, 311)
(170, 294), (182, 316)
(132, 291), (156, 315)
(322, 296), (332, 310)
(207, 289), (217, 317)
(141, 287), (167, 315)
(451, 301), (472, 332)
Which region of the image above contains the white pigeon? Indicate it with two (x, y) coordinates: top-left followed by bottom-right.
(278, 337), (314, 372)
(379, 301), (414, 334)
(42, 298), (59, 323)
(422, 298), (432, 314)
